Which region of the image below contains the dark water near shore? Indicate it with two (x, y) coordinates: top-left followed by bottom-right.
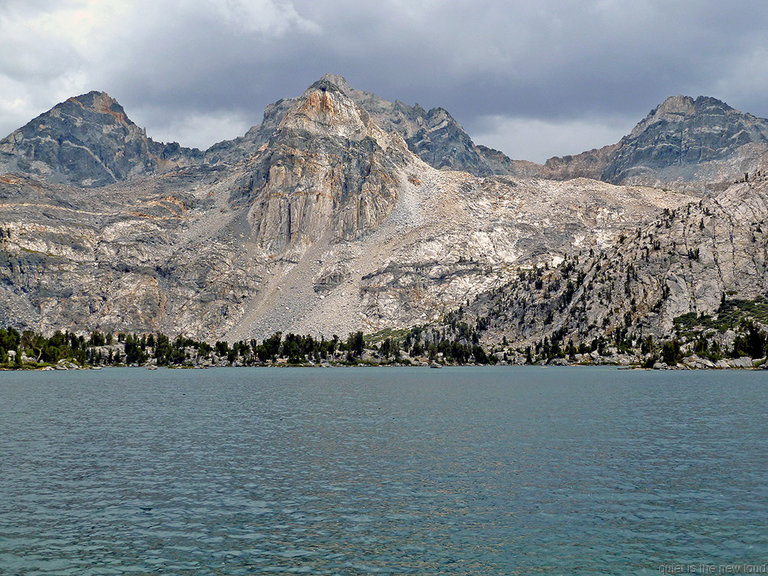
(1, 367), (767, 575)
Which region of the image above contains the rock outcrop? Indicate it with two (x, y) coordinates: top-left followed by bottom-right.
(206, 74), (519, 177)
(543, 96), (768, 192)
(460, 175), (768, 347)
(0, 92), (203, 187)
(240, 77), (412, 252)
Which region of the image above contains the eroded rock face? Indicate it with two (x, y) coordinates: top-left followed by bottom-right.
(543, 96), (768, 192)
(354, 175), (694, 333)
(1, 75), (765, 345)
(459, 177), (768, 347)
(0, 92), (203, 187)
(240, 78), (412, 253)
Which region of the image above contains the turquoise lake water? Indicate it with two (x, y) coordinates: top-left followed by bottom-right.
(1, 367), (767, 575)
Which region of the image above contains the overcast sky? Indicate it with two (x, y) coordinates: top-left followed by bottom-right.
(2, 0), (768, 163)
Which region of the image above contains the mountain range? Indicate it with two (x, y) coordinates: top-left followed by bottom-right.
(2, 74), (768, 354)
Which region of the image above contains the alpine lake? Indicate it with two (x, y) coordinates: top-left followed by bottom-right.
(1, 366), (766, 575)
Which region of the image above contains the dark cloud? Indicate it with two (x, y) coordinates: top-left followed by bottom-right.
(2, 0), (768, 161)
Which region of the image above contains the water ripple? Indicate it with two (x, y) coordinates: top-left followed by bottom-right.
(1, 367), (767, 574)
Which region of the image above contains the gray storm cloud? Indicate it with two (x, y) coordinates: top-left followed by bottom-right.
(1, 0), (767, 161)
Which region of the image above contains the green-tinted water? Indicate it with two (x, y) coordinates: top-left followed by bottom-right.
(1, 367), (766, 574)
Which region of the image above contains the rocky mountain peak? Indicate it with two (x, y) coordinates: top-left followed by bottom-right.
(309, 73), (353, 94)
(545, 94), (768, 191)
(655, 94), (696, 114)
(236, 76), (413, 254)
(606, 95), (768, 187)
(278, 75), (378, 142)
(15, 90), (143, 143)
(0, 91), (202, 187)
(205, 74), (517, 176)
(67, 91), (133, 127)
(628, 95), (737, 138)
(628, 95), (695, 137)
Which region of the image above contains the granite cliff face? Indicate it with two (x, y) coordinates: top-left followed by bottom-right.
(0, 92), (203, 187)
(543, 96), (768, 192)
(459, 174), (768, 350)
(0, 76), (765, 346)
(240, 77), (412, 252)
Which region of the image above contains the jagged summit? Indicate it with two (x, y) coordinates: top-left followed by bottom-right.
(629, 95), (741, 138)
(606, 95), (768, 185)
(544, 94), (768, 191)
(652, 94), (736, 114)
(5, 79), (768, 193)
(0, 75), (517, 188)
(70, 91), (133, 122)
(0, 90), (202, 187)
(278, 74), (378, 141)
(341, 79), (507, 175)
(237, 76), (413, 253)
(205, 74), (514, 176)
(308, 73), (353, 94)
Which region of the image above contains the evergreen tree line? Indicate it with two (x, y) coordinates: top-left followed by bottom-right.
(401, 322), (493, 365)
(0, 327), (494, 369)
(520, 318), (768, 366)
(4, 317), (767, 370)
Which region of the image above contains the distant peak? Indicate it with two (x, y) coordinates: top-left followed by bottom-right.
(629, 94), (731, 138)
(653, 95), (695, 116)
(651, 94), (733, 119)
(63, 91), (133, 127)
(307, 74), (351, 95)
(69, 90), (116, 107)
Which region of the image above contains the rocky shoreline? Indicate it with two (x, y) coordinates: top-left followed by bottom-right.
(5, 351), (767, 371)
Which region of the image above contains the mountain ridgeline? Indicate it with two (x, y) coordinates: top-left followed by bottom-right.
(2, 74), (768, 365)
(543, 95), (768, 191)
(0, 91), (203, 187)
